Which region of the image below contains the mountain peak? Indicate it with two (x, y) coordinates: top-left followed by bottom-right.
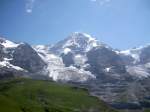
(71, 32), (93, 37)
(64, 32), (100, 51)
(50, 32), (109, 54)
(69, 32), (97, 42)
(0, 37), (19, 48)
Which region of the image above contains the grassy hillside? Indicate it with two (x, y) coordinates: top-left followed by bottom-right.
(144, 109), (150, 112)
(0, 78), (118, 112)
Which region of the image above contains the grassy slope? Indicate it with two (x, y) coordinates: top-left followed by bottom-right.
(144, 109), (150, 112)
(0, 78), (118, 112)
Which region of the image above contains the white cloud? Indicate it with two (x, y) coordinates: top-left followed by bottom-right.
(90, 0), (112, 6)
(25, 0), (36, 13)
(91, 0), (97, 2)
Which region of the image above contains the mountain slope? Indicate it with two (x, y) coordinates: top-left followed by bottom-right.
(0, 78), (118, 112)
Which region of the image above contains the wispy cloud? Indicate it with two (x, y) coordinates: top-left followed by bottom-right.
(25, 0), (111, 14)
(90, 0), (112, 6)
(25, 0), (36, 13)
(91, 0), (97, 2)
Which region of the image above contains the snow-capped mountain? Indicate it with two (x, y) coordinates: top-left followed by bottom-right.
(2, 33), (149, 82)
(0, 37), (46, 78)
(49, 32), (122, 78)
(34, 43), (95, 82)
(50, 32), (108, 55)
(32, 32), (109, 82)
(1, 33), (150, 109)
(0, 38), (24, 70)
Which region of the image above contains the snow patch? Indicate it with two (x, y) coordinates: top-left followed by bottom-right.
(127, 66), (150, 79)
(35, 45), (46, 50)
(74, 54), (87, 66)
(105, 67), (111, 72)
(50, 66), (96, 82)
(1, 39), (19, 48)
(63, 48), (71, 54)
(120, 49), (141, 63)
(0, 59), (24, 71)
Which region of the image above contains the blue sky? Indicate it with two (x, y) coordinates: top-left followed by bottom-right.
(0, 0), (150, 49)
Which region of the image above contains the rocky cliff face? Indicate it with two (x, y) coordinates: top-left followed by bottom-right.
(0, 38), (46, 78)
(0, 44), (4, 61)
(87, 47), (126, 76)
(139, 46), (150, 64)
(10, 43), (46, 73)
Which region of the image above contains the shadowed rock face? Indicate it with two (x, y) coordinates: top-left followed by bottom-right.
(0, 44), (4, 61)
(61, 52), (74, 67)
(10, 43), (46, 73)
(119, 54), (135, 65)
(87, 47), (126, 76)
(140, 46), (150, 64)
